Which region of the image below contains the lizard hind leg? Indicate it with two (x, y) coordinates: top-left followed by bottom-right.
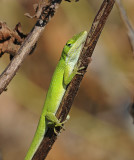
(46, 112), (65, 135)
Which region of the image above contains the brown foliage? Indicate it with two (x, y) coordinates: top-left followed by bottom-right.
(0, 22), (27, 59)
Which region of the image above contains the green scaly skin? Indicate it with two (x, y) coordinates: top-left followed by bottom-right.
(25, 31), (87, 160)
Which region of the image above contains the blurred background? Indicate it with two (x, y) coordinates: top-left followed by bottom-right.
(0, 0), (134, 159)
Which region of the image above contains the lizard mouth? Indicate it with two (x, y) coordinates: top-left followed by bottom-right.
(76, 39), (85, 50)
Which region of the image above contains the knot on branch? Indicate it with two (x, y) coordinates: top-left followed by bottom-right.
(0, 22), (27, 60)
(38, 0), (62, 26)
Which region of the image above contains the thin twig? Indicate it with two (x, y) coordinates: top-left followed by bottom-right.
(0, 0), (62, 94)
(32, 0), (115, 159)
(116, 0), (134, 122)
(116, 0), (134, 54)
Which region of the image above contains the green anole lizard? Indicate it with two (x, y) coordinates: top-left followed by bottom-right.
(25, 31), (87, 160)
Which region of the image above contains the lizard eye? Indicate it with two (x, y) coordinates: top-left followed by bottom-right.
(66, 43), (72, 47)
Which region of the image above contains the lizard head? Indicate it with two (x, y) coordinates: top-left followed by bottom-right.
(62, 31), (87, 60)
